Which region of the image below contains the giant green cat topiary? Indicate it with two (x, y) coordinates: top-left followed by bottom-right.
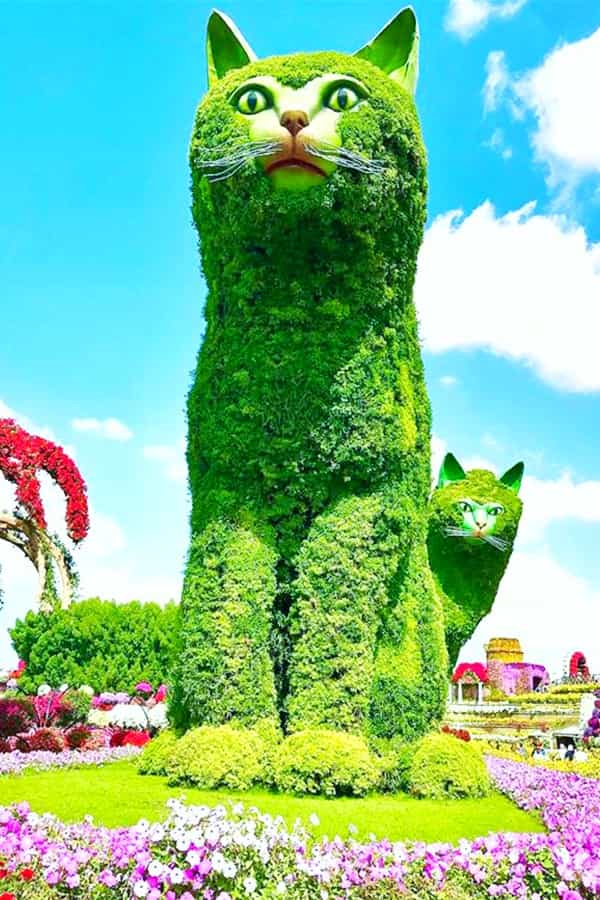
(172, 9), (512, 743)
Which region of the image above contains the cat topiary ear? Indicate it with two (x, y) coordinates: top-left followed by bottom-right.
(500, 462), (525, 494)
(354, 7), (419, 95)
(437, 453), (466, 488)
(206, 10), (257, 87)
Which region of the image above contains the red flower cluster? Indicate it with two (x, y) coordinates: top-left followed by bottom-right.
(441, 724), (471, 742)
(0, 418), (89, 542)
(109, 729), (150, 748)
(0, 858), (36, 898)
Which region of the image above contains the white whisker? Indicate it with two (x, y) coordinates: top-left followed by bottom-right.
(194, 140), (283, 182)
(305, 141), (385, 176)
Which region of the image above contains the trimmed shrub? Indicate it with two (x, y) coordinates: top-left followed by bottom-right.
(274, 729), (380, 797)
(137, 730), (178, 776)
(0, 697), (34, 737)
(373, 739), (417, 794)
(167, 725), (265, 790)
(25, 728), (67, 753)
(408, 733), (491, 800)
(65, 725), (92, 750)
(11, 598), (178, 694)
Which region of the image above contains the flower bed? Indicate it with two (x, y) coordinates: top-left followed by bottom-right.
(0, 757), (598, 897)
(0, 745), (141, 776)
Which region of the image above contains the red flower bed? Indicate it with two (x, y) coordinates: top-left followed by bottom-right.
(441, 724), (471, 742)
(109, 729), (150, 748)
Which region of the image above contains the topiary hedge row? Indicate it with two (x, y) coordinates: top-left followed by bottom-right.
(137, 725), (491, 799)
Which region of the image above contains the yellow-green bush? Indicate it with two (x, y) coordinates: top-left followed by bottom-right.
(274, 729), (380, 797)
(167, 725), (265, 790)
(409, 733), (491, 799)
(137, 730), (177, 776)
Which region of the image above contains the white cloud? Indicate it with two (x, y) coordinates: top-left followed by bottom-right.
(431, 434), (448, 486)
(0, 398), (54, 440)
(143, 441), (186, 484)
(484, 28), (600, 191)
(71, 417), (133, 441)
(460, 550), (599, 678)
(439, 375), (459, 387)
(519, 472), (600, 544)
(446, 0), (527, 40)
(483, 51), (510, 112)
(416, 200), (600, 392)
(484, 127), (513, 159)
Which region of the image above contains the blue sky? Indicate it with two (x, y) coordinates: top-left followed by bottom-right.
(1, 0), (599, 677)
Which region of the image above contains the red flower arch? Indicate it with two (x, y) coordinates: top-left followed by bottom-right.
(569, 651), (590, 680)
(451, 662), (489, 683)
(0, 418), (89, 542)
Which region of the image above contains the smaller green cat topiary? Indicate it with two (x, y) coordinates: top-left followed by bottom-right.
(167, 724), (265, 790)
(274, 729), (380, 797)
(408, 733), (491, 800)
(137, 730), (178, 776)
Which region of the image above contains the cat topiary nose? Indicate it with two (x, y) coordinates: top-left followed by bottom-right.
(280, 109), (309, 136)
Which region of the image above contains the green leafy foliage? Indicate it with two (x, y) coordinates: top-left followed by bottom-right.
(273, 729), (380, 797)
(11, 598), (178, 693)
(372, 737), (417, 793)
(166, 725), (266, 790)
(408, 733), (491, 800)
(177, 46), (449, 742)
(137, 730), (178, 776)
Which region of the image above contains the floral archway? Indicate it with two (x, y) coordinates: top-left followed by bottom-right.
(0, 418), (89, 611)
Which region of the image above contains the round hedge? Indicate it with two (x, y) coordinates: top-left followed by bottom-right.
(166, 725), (265, 791)
(274, 729), (380, 797)
(408, 733), (491, 800)
(137, 730), (178, 776)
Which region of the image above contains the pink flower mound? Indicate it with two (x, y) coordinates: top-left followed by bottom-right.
(0, 758), (599, 896)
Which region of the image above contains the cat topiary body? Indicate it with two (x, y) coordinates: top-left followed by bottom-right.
(172, 9), (448, 740)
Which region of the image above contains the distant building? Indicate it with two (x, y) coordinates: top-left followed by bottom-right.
(450, 637), (549, 703)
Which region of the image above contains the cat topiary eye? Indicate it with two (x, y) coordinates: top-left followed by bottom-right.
(326, 84), (362, 112)
(235, 87), (270, 115)
(457, 501), (472, 513)
(487, 505), (504, 516)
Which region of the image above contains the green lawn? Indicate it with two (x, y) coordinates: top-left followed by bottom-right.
(0, 760), (543, 843)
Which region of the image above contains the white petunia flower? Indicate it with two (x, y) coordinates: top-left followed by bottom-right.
(147, 860), (163, 878)
(243, 876), (257, 894)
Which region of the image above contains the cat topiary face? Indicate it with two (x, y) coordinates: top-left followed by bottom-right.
(429, 454), (524, 553)
(192, 8), (422, 193)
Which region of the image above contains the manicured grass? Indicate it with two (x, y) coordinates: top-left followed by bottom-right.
(0, 760), (543, 843)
